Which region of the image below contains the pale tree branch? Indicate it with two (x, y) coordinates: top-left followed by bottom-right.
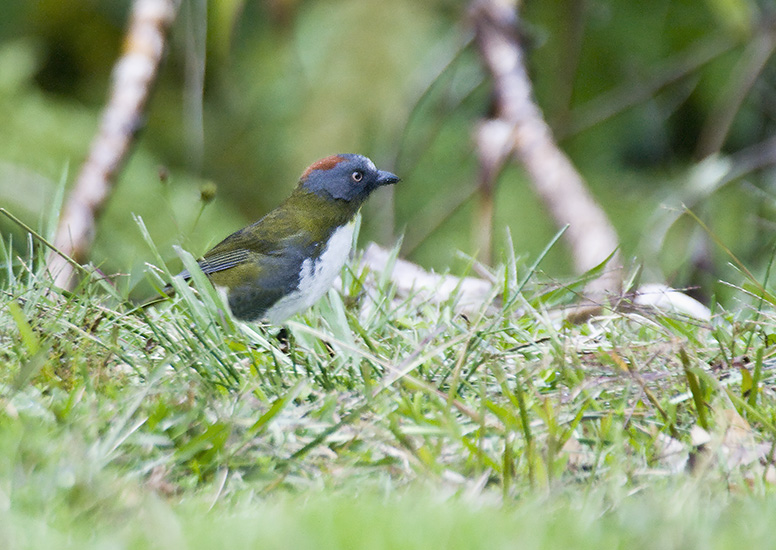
(470, 0), (622, 299)
(47, 0), (181, 290)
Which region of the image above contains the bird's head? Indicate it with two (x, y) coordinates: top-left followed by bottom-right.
(299, 154), (400, 204)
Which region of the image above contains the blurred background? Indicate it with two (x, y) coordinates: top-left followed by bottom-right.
(1, 0), (775, 303)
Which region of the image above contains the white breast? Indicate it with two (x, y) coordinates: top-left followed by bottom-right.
(262, 221), (355, 323)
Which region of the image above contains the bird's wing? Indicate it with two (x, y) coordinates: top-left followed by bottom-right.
(175, 248), (249, 281)
(197, 247), (252, 276)
(174, 213), (313, 283)
(188, 223), (314, 320)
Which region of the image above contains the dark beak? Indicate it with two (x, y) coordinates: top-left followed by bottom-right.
(377, 170), (400, 186)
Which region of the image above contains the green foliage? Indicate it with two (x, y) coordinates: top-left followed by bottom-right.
(4, 219), (776, 544)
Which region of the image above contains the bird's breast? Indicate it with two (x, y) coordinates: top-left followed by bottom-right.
(262, 220), (356, 323)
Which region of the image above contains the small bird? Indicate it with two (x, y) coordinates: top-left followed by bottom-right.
(174, 154), (399, 323)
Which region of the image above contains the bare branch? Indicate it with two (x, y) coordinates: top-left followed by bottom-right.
(47, 0), (180, 290)
(470, 0), (622, 298)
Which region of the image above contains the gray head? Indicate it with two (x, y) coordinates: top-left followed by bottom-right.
(300, 154), (400, 203)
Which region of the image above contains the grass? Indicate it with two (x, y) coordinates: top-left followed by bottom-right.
(3, 218), (776, 548)
(7, 485), (776, 549)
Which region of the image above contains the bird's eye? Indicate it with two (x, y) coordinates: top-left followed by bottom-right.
(351, 171), (363, 183)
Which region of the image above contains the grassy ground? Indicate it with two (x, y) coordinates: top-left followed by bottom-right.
(3, 221), (776, 548)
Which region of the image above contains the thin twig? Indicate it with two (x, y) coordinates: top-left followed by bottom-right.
(696, 24), (776, 158)
(560, 34), (737, 139)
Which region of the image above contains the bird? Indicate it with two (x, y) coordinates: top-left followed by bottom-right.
(172, 154), (400, 323)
